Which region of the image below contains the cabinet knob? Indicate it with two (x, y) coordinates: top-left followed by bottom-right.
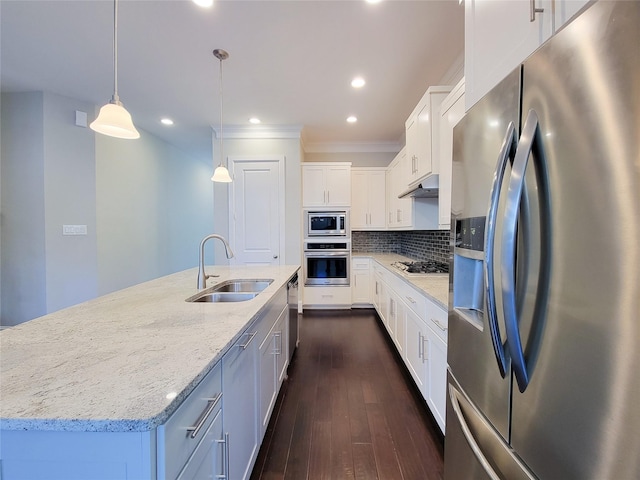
(273, 255), (279, 259)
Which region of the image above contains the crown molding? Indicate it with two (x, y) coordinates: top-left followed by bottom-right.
(211, 124), (303, 139)
(303, 141), (402, 154)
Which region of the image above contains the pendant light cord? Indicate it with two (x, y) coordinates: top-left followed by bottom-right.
(112, 0), (120, 104)
(218, 55), (224, 168)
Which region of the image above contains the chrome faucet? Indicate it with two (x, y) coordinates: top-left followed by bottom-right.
(197, 234), (235, 289)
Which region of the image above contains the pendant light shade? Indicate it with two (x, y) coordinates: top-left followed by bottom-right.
(91, 99), (139, 139)
(212, 165), (233, 182)
(211, 48), (232, 183)
(90, 0), (139, 140)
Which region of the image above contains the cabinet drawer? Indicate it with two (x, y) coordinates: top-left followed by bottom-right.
(304, 285), (351, 306)
(400, 285), (427, 319)
(427, 302), (448, 343)
(158, 362), (222, 480)
(352, 257), (370, 270)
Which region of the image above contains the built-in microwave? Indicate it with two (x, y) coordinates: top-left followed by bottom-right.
(304, 210), (349, 237)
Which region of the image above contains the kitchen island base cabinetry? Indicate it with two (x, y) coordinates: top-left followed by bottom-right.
(0, 266), (299, 480)
(0, 430), (155, 480)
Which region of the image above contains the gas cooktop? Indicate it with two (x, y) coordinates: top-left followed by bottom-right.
(391, 260), (449, 275)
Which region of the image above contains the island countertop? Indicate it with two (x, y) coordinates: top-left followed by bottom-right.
(0, 265), (299, 433)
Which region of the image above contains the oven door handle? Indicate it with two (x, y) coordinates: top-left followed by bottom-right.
(304, 251), (350, 256)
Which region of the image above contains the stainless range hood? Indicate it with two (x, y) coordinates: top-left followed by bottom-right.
(398, 174), (439, 198)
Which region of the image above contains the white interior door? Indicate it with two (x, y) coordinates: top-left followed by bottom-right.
(229, 156), (285, 266)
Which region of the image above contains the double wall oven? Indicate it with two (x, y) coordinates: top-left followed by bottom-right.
(303, 210), (351, 286)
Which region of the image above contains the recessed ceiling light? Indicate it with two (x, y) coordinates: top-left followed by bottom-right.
(192, 0), (213, 7)
(347, 116), (358, 123)
(249, 117), (261, 125)
(351, 77), (366, 88)
(160, 118), (174, 126)
(365, 0), (382, 4)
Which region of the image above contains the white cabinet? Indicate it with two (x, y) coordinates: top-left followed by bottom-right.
(302, 162), (351, 207)
(351, 168), (386, 230)
(369, 260), (448, 433)
(437, 79), (466, 229)
(424, 323), (447, 432)
(177, 409), (224, 480)
(386, 149), (414, 230)
(223, 326), (260, 480)
(158, 362), (223, 480)
(405, 86), (452, 186)
(352, 257), (372, 306)
(465, 0), (590, 109)
(404, 306), (428, 394)
(259, 306), (288, 439)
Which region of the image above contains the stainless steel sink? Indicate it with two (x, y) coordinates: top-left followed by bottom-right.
(210, 279), (273, 293)
(188, 292), (258, 303)
(185, 279), (274, 303)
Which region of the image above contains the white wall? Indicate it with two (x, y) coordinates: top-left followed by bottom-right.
(1, 91), (214, 326)
(213, 136), (302, 266)
(96, 131), (213, 295)
(1, 92), (47, 325)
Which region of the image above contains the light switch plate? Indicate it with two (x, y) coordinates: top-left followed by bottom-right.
(63, 225), (87, 236)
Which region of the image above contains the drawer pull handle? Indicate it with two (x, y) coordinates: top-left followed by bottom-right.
(238, 331), (257, 350)
(187, 392), (222, 439)
(406, 296), (416, 304)
(432, 319), (448, 331)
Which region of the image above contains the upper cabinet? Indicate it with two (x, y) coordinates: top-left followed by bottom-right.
(405, 86), (452, 186)
(302, 163), (351, 207)
(465, 0), (590, 109)
(437, 79), (465, 229)
(351, 168), (386, 230)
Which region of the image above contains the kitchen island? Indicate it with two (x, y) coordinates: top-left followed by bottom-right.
(0, 264), (299, 479)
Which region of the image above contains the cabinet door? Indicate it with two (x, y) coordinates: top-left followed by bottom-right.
(404, 307), (427, 395)
(412, 101), (434, 182)
(465, 0), (553, 109)
(275, 308), (288, 385)
(223, 329), (259, 480)
(425, 326), (447, 433)
(351, 171), (369, 229)
(352, 257), (371, 305)
(395, 296), (406, 358)
(325, 165), (351, 206)
(302, 165), (327, 206)
(259, 330), (277, 439)
(438, 80), (465, 229)
(177, 409), (224, 480)
(555, 0), (590, 30)
(368, 171), (387, 228)
(373, 274), (386, 324)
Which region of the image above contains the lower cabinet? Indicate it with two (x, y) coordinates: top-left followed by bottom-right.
(404, 306), (428, 394)
(351, 257), (372, 306)
(371, 260), (448, 433)
(177, 408), (224, 480)
(259, 306), (288, 439)
(223, 327), (260, 480)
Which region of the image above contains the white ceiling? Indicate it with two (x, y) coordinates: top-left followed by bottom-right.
(0, 0), (464, 161)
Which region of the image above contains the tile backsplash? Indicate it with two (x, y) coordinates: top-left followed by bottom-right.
(352, 230), (451, 264)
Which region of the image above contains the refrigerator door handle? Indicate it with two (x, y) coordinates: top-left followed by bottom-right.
(501, 109), (552, 393)
(484, 122), (517, 378)
(448, 383), (502, 480)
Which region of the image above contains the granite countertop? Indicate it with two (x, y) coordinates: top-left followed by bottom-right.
(352, 252), (450, 309)
(0, 265), (299, 433)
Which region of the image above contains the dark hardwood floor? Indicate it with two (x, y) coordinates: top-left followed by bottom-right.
(250, 309), (444, 480)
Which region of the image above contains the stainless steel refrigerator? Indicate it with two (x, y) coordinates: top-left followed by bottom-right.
(445, 1), (640, 479)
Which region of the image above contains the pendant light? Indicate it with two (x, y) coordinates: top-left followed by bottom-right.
(211, 49), (232, 183)
(90, 0), (140, 139)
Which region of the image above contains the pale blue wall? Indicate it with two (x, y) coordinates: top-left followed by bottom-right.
(1, 91), (214, 326)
